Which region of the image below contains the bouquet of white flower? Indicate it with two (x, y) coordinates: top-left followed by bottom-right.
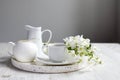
(63, 35), (101, 64)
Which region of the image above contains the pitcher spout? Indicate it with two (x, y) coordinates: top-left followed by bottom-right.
(25, 25), (34, 30)
(25, 25), (41, 30)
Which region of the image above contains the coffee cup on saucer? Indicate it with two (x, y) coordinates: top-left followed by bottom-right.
(43, 43), (66, 62)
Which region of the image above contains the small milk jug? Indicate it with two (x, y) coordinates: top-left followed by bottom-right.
(25, 25), (52, 58)
(8, 40), (38, 62)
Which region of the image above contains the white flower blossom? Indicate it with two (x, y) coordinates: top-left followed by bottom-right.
(81, 38), (90, 47)
(69, 41), (76, 49)
(70, 50), (75, 54)
(63, 35), (101, 64)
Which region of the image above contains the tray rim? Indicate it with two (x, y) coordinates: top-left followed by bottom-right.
(11, 58), (88, 73)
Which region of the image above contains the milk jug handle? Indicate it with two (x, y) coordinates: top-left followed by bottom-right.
(8, 42), (15, 56)
(41, 29), (52, 44)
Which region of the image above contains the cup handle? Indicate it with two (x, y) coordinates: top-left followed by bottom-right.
(42, 44), (48, 56)
(41, 29), (52, 44)
(8, 42), (15, 56)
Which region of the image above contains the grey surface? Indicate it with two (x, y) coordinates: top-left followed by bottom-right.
(0, 0), (118, 42)
(1, 43), (120, 80)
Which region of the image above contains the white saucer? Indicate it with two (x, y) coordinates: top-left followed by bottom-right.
(35, 57), (80, 66)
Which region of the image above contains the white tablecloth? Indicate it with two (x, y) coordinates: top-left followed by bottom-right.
(0, 43), (120, 80)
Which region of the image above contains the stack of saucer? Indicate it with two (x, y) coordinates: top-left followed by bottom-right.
(35, 56), (80, 66)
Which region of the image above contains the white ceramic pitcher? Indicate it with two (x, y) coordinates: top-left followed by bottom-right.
(25, 25), (52, 58)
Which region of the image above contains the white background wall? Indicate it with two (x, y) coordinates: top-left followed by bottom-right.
(0, 0), (118, 42)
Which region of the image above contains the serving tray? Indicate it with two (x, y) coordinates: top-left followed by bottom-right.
(11, 58), (89, 73)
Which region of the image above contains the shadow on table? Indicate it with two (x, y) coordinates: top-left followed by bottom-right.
(0, 56), (25, 73)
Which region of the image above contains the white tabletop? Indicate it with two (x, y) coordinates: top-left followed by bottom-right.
(0, 43), (120, 80)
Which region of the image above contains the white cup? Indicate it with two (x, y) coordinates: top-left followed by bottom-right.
(44, 43), (66, 62)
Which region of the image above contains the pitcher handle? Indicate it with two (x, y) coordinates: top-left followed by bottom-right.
(8, 42), (15, 56)
(41, 29), (52, 44)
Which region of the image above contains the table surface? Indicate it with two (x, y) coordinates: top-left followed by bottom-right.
(0, 43), (120, 80)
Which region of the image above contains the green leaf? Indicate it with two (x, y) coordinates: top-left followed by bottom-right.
(68, 47), (72, 50)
